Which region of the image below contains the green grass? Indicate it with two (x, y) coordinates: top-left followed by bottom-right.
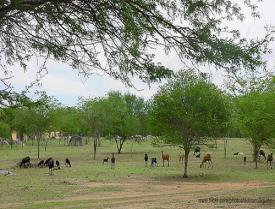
(0, 138), (274, 208)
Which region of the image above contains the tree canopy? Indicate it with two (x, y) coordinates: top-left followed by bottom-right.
(150, 70), (230, 177)
(236, 76), (275, 168)
(0, 0), (272, 90)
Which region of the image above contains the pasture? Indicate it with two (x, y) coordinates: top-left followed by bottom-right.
(0, 138), (274, 209)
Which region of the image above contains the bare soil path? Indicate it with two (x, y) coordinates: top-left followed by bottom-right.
(1, 178), (274, 209)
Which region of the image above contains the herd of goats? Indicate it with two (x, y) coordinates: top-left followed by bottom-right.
(17, 147), (274, 176)
(18, 156), (72, 175)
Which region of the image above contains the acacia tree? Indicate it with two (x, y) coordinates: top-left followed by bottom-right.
(80, 97), (107, 160)
(105, 91), (146, 154)
(0, 0), (272, 90)
(25, 91), (58, 158)
(150, 70), (230, 177)
(236, 77), (275, 168)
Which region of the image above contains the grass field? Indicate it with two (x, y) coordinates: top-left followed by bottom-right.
(0, 138), (275, 209)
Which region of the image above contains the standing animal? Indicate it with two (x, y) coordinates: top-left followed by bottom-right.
(19, 156), (31, 168)
(267, 153), (273, 169)
(65, 158), (71, 167)
(259, 150), (266, 161)
(48, 159), (54, 175)
(111, 153), (115, 169)
(200, 154), (213, 168)
(102, 157), (109, 164)
(44, 157), (53, 167)
(144, 153), (148, 167)
(161, 151), (169, 167)
(193, 146), (201, 158)
(151, 158), (158, 167)
(179, 152), (184, 162)
(55, 160), (60, 169)
(37, 160), (45, 168)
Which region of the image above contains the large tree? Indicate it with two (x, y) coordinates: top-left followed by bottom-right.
(24, 91), (58, 158)
(0, 0), (272, 88)
(150, 70), (230, 177)
(105, 91), (146, 154)
(236, 76), (275, 168)
(80, 97), (108, 159)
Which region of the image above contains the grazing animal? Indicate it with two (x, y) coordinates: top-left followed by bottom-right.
(267, 153), (273, 169)
(111, 153), (115, 169)
(55, 160), (60, 169)
(144, 153), (148, 167)
(151, 158), (158, 167)
(44, 157), (53, 167)
(65, 158), (71, 167)
(200, 154), (213, 168)
(19, 156), (31, 168)
(259, 150), (266, 161)
(193, 146), (201, 158)
(102, 157), (109, 165)
(179, 152), (184, 162)
(48, 159), (54, 175)
(161, 151), (169, 167)
(37, 160), (45, 168)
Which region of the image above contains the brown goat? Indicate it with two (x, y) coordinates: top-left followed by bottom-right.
(200, 154), (213, 168)
(111, 153), (115, 169)
(267, 153), (273, 169)
(161, 151), (170, 167)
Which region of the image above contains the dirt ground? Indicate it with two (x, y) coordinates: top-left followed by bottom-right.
(1, 178), (274, 209)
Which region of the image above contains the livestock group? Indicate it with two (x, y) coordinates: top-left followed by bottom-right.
(17, 146), (274, 177)
(17, 157), (72, 175)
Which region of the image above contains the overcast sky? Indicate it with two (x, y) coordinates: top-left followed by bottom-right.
(9, 0), (275, 106)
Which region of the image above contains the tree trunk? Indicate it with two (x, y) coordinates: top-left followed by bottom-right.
(183, 149), (189, 178)
(224, 138), (228, 159)
(115, 138), (125, 154)
(37, 138), (40, 159)
(253, 144), (260, 169)
(93, 134), (97, 160)
(97, 136), (101, 147)
(44, 138), (49, 152)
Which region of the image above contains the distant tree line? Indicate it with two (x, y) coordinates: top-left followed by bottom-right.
(0, 70), (274, 175)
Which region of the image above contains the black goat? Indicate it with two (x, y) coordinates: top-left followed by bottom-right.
(267, 153), (273, 169)
(65, 158), (71, 167)
(37, 160), (45, 168)
(259, 150), (266, 161)
(48, 159), (54, 175)
(151, 158), (157, 167)
(19, 156), (31, 168)
(55, 160), (60, 169)
(44, 157), (53, 166)
(102, 157), (109, 164)
(193, 146), (201, 158)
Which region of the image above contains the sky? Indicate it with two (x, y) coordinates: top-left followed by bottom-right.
(8, 0), (275, 106)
